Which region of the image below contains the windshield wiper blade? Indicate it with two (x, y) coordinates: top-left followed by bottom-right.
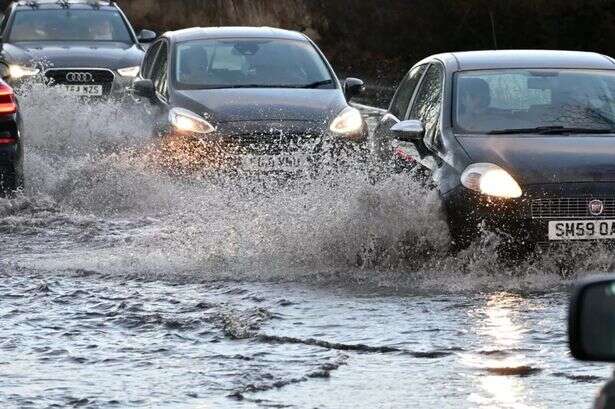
(488, 126), (615, 135)
(207, 84), (310, 89)
(300, 80), (334, 89)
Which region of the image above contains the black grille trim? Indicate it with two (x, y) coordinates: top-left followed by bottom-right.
(530, 196), (615, 219)
(44, 69), (115, 94)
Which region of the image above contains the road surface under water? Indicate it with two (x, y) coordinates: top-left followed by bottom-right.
(1, 86), (614, 408)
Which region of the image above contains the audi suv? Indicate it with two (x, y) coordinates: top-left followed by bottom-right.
(132, 27), (367, 173)
(372, 50), (615, 248)
(0, 0), (156, 98)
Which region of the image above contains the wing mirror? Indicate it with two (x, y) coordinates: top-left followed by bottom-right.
(137, 29), (157, 43)
(344, 77), (365, 101)
(133, 78), (155, 98)
(569, 276), (615, 362)
(391, 120), (425, 142)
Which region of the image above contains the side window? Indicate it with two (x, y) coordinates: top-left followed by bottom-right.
(409, 63), (444, 142)
(142, 41), (162, 79)
(152, 42), (168, 99)
(389, 65), (427, 119)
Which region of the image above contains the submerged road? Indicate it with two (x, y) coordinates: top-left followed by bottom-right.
(0, 86), (611, 408)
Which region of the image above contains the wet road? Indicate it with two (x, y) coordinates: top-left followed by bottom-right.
(1, 86), (613, 408)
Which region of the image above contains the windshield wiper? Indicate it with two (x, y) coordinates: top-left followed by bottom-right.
(206, 84), (315, 89)
(487, 126), (615, 135)
(300, 80), (334, 89)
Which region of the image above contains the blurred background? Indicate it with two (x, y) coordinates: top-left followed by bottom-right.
(4, 0), (615, 104)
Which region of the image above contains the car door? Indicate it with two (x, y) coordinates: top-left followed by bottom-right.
(372, 64), (427, 165)
(404, 61), (445, 171)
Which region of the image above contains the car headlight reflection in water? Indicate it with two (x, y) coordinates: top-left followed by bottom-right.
(9, 64), (40, 79)
(461, 163), (523, 199)
(168, 108), (215, 135)
(329, 106), (364, 137)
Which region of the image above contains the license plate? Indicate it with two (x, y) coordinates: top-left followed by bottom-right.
(240, 155), (304, 171)
(61, 84), (103, 96)
(548, 220), (615, 240)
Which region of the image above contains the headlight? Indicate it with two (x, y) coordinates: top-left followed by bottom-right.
(461, 163), (522, 199)
(169, 108), (215, 135)
(329, 107), (364, 136)
(9, 64), (40, 79)
(118, 66), (140, 78)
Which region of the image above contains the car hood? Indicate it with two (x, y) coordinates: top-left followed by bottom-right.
(2, 42), (143, 70)
(458, 135), (615, 185)
(174, 88), (346, 125)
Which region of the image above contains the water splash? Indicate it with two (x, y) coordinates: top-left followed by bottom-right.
(2, 85), (614, 292)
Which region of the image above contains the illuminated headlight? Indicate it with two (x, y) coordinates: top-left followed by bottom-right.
(9, 65), (40, 79)
(329, 107), (364, 136)
(461, 163), (522, 199)
(118, 66), (140, 77)
(169, 108), (215, 135)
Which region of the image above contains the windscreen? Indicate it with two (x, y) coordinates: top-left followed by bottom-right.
(455, 69), (615, 133)
(174, 38), (334, 89)
(9, 10), (133, 43)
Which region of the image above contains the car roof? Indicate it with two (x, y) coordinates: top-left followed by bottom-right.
(421, 50), (615, 71)
(165, 27), (308, 43)
(12, 1), (116, 10)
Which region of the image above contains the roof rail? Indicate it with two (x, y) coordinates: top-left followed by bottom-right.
(16, 0), (113, 6)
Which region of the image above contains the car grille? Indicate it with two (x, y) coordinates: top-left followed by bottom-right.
(44, 69), (115, 94)
(530, 196), (615, 219)
(229, 132), (323, 155)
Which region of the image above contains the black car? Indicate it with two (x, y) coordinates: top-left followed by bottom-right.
(372, 50), (615, 249)
(0, 0), (156, 97)
(0, 78), (23, 193)
(569, 275), (615, 409)
(132, 27), (366, 172)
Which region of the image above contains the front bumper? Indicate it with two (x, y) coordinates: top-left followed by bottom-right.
(442, 183), (615, 242)
(151, 125), (368, 174)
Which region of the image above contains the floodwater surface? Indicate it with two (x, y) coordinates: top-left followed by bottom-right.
(1, 86), (613, 408)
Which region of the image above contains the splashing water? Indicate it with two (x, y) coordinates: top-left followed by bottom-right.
(1, 85), (613, 291)
(0, 85), (613, 409)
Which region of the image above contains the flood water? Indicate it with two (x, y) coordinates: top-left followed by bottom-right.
(1, 86), (614, 408)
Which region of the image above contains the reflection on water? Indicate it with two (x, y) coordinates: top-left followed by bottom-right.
(465, 293), (543, 409)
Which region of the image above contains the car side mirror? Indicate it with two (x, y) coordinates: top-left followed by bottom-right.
(344, 77), (365, 101)
(133, 78), (155, 98)
(391, 120), (425, 142)
(137, 29), (157, 43)
(569, 276), (615, 362)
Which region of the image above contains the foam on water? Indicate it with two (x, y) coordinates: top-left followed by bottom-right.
(3, 86), (615, 292)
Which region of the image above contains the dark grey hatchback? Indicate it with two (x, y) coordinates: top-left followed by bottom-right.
(132, 27), (366, 172)
(372, 50), (615, 248)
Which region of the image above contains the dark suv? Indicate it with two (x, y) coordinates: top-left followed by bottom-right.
(0, 0), (155, 97)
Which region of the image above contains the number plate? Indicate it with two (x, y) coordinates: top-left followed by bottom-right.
(61, 84), (103, 96)
(548, 220), (615, 240)
(240, 155), (305, 171)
